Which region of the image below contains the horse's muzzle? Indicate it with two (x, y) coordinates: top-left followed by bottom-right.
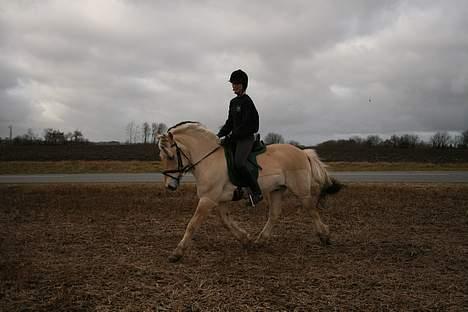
(167, 179), (179, 191)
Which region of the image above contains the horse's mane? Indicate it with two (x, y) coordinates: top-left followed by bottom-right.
(167, 121), (200, 132)
(167, 121), (218, 143)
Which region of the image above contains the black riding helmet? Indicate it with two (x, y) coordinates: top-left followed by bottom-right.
(229, 69), (248, 91)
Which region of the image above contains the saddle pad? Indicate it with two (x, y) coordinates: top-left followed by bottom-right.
(224, 139), (267, 187)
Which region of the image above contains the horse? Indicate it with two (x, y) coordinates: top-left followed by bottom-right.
(158, 121), (342, 262)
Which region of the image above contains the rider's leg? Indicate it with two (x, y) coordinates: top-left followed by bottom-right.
(234, 136), (263, 204)
(233, 136), (253, 166)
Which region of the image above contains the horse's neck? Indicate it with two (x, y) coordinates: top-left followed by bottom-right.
(177, 134), (218, 163)
(176, 133), (223, 189)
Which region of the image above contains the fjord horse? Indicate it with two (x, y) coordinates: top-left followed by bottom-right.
(158, 121), (341, 262)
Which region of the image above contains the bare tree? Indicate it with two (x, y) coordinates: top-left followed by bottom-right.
(430, 131), (451, 149)
(403, 134), (421, 147)
(462, 129), (468, 147)
(401, 134), (420, 148)
(151, 122), (168, 143)
(264, 132), (284, 145)
(142, 122), (151, 144)
(24, 128), (39, 142)
(72, 130), (84, 142)
(157, 123), (167, 135)
(65, 132), (73, 142)
(11, 128), (40, 144)
(349, 136), (364, 145)
(43, 128), (65, 144)
(453, 135), (464, 148)
(126, 121), (136, 144)
(134, 125), (141, 144)
(389, 135), (400, 147)
(365, 135), (382, 147)
(151, 123), (158, 144)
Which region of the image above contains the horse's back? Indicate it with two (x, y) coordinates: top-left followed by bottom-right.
(258, 144), (310, 173)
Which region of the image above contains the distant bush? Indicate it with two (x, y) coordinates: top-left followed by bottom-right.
(264, 132), (285, 145)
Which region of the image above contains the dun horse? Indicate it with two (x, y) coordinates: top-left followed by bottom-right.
(158, 121), (342, 262)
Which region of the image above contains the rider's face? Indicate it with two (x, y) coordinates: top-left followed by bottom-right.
(231, 83), (243, 96)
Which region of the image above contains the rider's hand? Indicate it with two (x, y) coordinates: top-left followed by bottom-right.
(219, 135), (230, 146)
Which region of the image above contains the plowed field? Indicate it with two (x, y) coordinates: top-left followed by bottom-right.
(1, 183), (467, 311)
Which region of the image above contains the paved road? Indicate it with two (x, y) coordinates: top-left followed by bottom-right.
(1, 171), (467, 184)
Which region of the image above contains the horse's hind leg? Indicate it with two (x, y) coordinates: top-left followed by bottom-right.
(302, 196), (331, 245)
(255, 189), (284, 244)
(216, 205), (251, 246)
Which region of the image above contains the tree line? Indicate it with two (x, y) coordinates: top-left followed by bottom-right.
(1, 128), (87, 145)
(314, 130), (468, 149)
(125, 121), (167, 144)
(261, 130), (468, 149)
(1, 121), (168, 145)
(3, 123), (467, 150)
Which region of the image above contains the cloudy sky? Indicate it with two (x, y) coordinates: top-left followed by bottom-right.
(1, 0), (467, 144)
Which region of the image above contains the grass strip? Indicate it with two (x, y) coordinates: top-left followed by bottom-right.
(1, 160), (468, 175)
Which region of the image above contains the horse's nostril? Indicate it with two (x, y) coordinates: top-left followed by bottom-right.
(167, 184), (177, 191)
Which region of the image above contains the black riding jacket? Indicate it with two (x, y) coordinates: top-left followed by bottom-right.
(217, 94), (259, 140)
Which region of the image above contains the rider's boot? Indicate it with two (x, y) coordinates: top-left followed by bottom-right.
(241, 168), (263, 207)
(232, 187), (244, 201)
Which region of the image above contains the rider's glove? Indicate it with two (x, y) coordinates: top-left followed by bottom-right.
(219, 135), (231, 146)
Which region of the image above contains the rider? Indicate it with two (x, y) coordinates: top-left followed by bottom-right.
(217, 69), (263, 205)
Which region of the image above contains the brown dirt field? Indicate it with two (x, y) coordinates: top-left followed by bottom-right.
(2, 160), (468, 175)
(1, 183), (467, 311)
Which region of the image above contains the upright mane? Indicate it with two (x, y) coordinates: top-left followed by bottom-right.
(168, 121), (219, 144)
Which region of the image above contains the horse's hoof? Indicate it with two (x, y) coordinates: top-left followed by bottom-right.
(253, 240), (263, 247)
(241, 239), (253, 249)
(318, 234), (332, 246)
(254, 235), (268, 246)
(239, 234), (252, 248)
(168, 254), (182, 263)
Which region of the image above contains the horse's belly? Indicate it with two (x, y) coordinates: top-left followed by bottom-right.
(257, 158), (286, 191)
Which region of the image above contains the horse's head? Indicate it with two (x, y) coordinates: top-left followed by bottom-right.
(158, 121), (221, 191)
(158, 132), (183, 191)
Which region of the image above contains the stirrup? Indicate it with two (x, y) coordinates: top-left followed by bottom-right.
(248, 193), (263, 208)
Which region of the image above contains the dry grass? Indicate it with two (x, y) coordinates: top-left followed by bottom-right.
(1, 183), (467, 311)
(1, 160), (468, 175)
(0, 161), (162, 174)
(327, 161), (468, 171)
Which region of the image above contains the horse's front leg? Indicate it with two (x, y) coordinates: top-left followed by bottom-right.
(168, 197), (217, 262)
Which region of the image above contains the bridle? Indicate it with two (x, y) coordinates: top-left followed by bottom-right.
(162, 141), (221, 183)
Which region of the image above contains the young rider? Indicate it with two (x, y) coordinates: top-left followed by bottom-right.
(217, 69), (263, 205)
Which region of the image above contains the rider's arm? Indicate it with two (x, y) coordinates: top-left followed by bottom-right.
(217, 102), (233, 138)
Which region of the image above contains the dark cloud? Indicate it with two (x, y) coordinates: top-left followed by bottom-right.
(0, 0), (467, 144)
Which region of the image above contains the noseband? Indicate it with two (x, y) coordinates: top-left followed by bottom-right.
(162, 141), (221, 182)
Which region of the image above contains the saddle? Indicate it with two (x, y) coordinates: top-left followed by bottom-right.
(223, 134), (267, 188)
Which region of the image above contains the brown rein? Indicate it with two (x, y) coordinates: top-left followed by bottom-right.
(162, 143), (221, 181)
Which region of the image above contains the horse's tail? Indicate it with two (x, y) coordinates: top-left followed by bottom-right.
(303, 149), (343, 200)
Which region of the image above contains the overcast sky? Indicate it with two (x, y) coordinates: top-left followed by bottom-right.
(1, 0), (467, 144)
